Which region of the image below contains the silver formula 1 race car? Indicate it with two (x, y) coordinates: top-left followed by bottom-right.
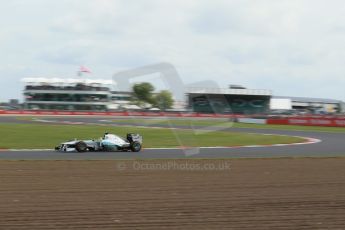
(55, 133), (142, 152)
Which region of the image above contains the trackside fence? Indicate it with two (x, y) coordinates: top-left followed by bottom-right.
(1, 110), (344, 127)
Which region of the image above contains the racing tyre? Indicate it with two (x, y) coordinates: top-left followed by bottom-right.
(75, 141), (87, 152)
(130, 141), (142, 152)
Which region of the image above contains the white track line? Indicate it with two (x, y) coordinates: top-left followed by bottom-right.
(4, 137), (321, 152)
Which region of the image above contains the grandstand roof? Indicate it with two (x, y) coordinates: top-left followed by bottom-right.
(21, 78), (114, 85)
(186, 87), (272, 96)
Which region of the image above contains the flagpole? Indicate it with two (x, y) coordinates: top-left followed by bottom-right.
(77, 66), (92, 84)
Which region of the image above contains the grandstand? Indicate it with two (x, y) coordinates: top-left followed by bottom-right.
(22, 78), (113, 111)
(186, 86), (272, 114)
(186, 86), (344, 115)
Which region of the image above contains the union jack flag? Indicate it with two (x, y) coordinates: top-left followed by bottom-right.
(79, 65), (92, 73)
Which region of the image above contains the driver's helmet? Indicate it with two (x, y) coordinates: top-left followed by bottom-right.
(103, 132), (109, 139)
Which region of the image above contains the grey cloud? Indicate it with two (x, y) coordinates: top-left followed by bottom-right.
(0, 0), (345, 102)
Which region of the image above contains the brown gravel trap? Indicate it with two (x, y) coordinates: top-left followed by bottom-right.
(0, 158), (345, 229)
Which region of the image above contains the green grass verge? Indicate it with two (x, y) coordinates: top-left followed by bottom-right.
(110, 118), (345, 133)
(0, 123), (303, 149)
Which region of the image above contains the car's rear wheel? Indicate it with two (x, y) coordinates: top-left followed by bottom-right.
(130, 141), (142, 152)
(75, 141), (87, 152)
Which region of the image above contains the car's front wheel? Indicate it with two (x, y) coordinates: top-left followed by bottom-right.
(130, 141), (142, 152)
(75, 141), (87, 152)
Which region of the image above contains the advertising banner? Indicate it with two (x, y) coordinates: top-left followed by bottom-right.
(267, 117), (345, 127)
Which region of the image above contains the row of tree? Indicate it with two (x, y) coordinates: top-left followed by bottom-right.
(132, 82), (174, 110)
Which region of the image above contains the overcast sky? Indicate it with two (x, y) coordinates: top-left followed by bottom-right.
(0, 0), (344, 102)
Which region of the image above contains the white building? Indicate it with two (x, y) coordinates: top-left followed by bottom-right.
(272, 96), (343, 113)
(22, 78), (116, 111)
